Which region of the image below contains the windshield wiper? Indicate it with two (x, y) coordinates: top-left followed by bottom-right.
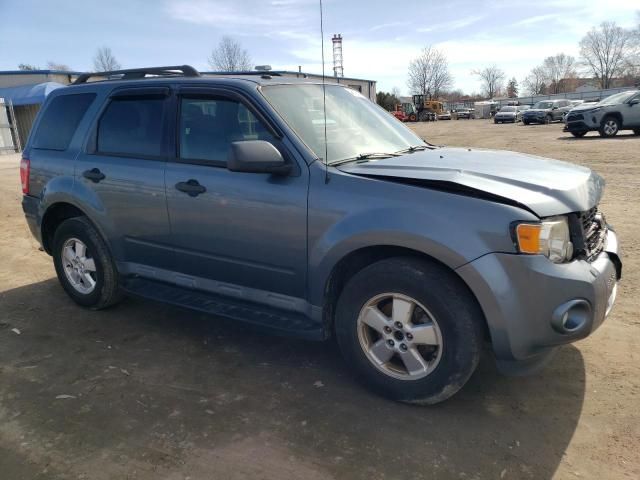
(329, 152), (401, 166)
(394, 144), (430, 154)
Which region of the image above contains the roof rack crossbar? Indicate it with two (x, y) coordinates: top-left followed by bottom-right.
(72, 65), (200, 84)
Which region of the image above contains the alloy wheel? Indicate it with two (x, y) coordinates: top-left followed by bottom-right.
(603, 119), (619, 136)
(61, 238), (97, 294)
(357, 293), (443, 380)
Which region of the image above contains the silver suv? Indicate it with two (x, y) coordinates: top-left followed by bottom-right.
(564, 90), (640, 138)
(21, 65), (622, 404)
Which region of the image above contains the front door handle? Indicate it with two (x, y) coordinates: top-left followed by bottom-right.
(175, 179), (206, 197)
(83, 168), (105, 183)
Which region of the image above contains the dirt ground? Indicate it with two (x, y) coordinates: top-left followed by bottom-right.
(0, 120), (638, 480)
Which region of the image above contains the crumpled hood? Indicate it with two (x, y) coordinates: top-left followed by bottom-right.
(337, 147), (604, 217)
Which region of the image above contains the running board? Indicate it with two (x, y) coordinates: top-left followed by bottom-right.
(122, 277), (324, 340)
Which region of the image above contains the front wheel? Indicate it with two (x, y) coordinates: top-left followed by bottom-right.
(571, 131), (588, 138)
(599, 117), (620, 137)
(334, 257), (483, 404)
(633, 129), (640, 136)
(544, 115), (553, 124)
(52, 216), (122, 309)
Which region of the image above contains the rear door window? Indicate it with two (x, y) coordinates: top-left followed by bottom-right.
(97, 97), (166, 157)
(32, 93), (96, 150)
(179, 97), (277, 164)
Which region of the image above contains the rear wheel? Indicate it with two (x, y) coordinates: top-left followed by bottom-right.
(52, 217), (122, 309)
(599, 117), (620, 137)
(335, 257), (483, 404)
(523, 120), (529, 125)
(571, 131), (588, 138)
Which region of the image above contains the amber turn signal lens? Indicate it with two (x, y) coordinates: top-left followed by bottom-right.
(516, 223), (541, 254)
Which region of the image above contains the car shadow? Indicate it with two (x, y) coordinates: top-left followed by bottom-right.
(0, 279), (586, 479)
(558, 133), (639, 140)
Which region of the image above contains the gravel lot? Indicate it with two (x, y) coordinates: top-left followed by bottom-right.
(0, 120), (638, 479)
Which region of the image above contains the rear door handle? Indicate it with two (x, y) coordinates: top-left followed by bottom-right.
(175, 179), (206, 197)
(83, 168), (105, 183)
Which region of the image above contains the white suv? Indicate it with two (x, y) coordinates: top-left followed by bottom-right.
(564, 90), (640, 138)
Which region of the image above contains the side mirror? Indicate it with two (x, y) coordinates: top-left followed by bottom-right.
(227, 140), (291, 175)
(630, 98), (640, 106)
(552, 106), (558, 110)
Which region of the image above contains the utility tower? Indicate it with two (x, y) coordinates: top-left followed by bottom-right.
(332, 34), (344, 78)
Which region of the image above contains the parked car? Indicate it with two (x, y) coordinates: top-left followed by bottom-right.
(522, 99), (573, 124)
(437, 110), (452, 120)
(564, 90), (640, 138)
(493, 106), (523, 123)
(455, 108), (474, 119)
(21, 66), (621, 404)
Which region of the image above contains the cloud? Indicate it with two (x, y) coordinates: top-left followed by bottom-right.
(417, 15), (485, 33)
(513, 14), (558, 27)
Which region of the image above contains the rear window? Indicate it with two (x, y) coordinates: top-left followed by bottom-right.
(32, 93), (96, 151)
(97, 97), (166, 157)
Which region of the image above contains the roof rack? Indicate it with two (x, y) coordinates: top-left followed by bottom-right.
(72, 65), (200, 85)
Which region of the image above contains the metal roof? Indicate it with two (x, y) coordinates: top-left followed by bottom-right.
(0, 70), (84, 76)
(201, 70), (376, 83)
(0, 82), (66, 105)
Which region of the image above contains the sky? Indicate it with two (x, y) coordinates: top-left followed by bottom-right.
(1, 0), (638, 95)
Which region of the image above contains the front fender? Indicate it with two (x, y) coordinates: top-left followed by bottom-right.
(308, 207), (471, 305)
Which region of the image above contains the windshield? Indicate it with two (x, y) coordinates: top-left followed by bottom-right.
(499, 106), (515, 112)
(261, 84), (425, 164)
(596, 91), (637, 106)
(533, 101), (553, 109)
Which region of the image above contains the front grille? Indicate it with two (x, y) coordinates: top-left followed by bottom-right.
(579, 206), (607, 261)
(567, 113), (584, 122)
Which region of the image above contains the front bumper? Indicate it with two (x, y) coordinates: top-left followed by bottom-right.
(456, 228), (621, 374)
(523, 114), (546, 123)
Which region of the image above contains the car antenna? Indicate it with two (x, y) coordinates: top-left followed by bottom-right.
(319, 0), (330, 184)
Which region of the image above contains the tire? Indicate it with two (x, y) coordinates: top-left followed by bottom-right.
(523, 120), (529, 125)
(599, 116), (620, 137)
(52, 216), (122, 310)
(571, 131), (588, 138)
(408, 113), (417, 122)
(494, 119), (498, 124)
(633, 129), (640, 136)
(334, 257), (483, 404)
(544, 115), (552, 124)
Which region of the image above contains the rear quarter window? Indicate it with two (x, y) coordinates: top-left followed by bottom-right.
(32, 93), (96, 150)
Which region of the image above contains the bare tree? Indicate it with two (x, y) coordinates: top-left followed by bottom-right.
(472, 65), (505, 99)
(209, 36), (252, 71)
(93, 46), (121, 72)
(391, 86), (402, 99)
(407, 46), (453, 99)
(18, 63), (39, 71)
(522, 66), (547, 95)
(580, 22), (634, 89)
(46, 61), (72, 71)
(542, 53), (576, 94)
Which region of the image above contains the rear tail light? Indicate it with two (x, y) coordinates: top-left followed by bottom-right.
(20, 156), (30, 195)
